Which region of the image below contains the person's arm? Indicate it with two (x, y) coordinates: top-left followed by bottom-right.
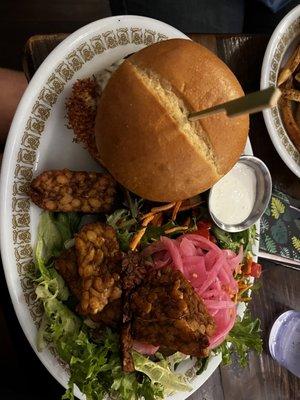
(0, 68), (27, 146)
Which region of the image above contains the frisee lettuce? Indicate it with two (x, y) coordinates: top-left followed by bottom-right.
(213, 225), (262, 365)
(132, 351), (192, 395)
(35, 211), (81, 265)
(34, 212), (81, 351)
(39, 305), (167, 400)
(34, 211), (81, 323)
(106, 194), (144, 251)
(194, 357), (209, 375)
(156, 351), (189, 371)
(36, 296), (80, 352)
(107, 208), (136, 251)
(213, 224), (257, 255)
(218, 310), (263, 367)
(106, 208), (184, 251)
(57, 324), (188, 400)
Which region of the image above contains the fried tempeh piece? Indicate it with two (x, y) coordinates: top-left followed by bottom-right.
(121, 322), (135, 373)
(29, 169), (116, 213)
(66, 78), (100, 160)
(55, 246), (122, 328)
(91, 299), (122, 328)
(129, 267), (215, 358)
(75, 222), (122, 315)
(121, 252), (148, 291)
(120, 252), (148, 372)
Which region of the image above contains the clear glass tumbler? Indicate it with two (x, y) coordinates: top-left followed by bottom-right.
(269, 310), (300, 378)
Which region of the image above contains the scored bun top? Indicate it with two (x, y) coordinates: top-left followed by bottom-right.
(95, 39), (249, 202)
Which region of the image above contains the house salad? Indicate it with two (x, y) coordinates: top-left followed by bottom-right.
(30, 190), (262, 400)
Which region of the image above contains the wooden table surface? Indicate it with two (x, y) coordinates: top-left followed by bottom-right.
(18, 33), (300, 400)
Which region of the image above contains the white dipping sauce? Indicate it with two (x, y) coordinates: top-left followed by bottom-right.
(209, 162), (257, 225)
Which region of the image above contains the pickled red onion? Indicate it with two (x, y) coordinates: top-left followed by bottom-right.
(144, 234), (243, 349)
(132, 341), (159, 355)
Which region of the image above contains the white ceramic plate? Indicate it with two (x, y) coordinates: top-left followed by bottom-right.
(0, 15), (258, 399)
(261, 4), (300, 178)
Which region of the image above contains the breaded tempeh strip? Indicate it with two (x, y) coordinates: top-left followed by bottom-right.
(29, 169), (116, 213)
(66, 78), (100, 160)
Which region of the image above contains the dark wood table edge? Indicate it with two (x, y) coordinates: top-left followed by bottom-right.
(23, 33), (69, 81)
(23, 32), (270, 82)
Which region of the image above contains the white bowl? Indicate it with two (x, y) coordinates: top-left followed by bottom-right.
(261, 4), (300, 178)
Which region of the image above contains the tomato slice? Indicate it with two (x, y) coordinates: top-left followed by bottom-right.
(193, 221), (212, 240)
(248, 261), (262, 278)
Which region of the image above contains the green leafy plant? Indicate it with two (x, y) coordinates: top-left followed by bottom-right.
(132, 352), (191, 395)
(212, 225), (257, 255)
(107, 208), (136, 251)
(218, 311), (262, 367)
(35, 211), (81, 264)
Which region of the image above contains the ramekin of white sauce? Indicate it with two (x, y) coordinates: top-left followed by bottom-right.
(208, 155), (272, 232)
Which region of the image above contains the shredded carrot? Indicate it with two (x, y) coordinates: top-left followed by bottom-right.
(178, 201), (202, 212)
(172, 201), (182, 221)
(239, 282), (252, 289)
(140, 202), (176, 222)
(142, 214), (155, 227)
(151, 201), (176, 213)
(151, 212), (163, 227)
(239, 296), (252, 302)
(164, 226), (188, 234)
(129, 227), (147, 251)
(238, 284), (253, 297)
(140, 212), (154, 221)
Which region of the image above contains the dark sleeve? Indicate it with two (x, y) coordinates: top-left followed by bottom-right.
(258, 0), (293, 12)
(244, 0), (299, 33)
(109, 0), (245, 33)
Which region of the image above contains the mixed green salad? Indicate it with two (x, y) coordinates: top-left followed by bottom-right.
(32, 201), (262, 400)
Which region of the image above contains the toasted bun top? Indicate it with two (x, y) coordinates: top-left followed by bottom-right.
(95, 39), (249, 202)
